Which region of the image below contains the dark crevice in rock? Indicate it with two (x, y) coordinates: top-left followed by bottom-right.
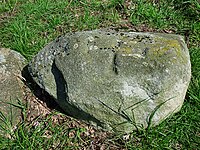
(113, 53), (119, 75)
(51, 61), (104, 127)
(142, 47), (149, 56)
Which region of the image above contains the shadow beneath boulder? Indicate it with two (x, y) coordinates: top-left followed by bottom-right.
(51, 61), (103, 127)
(22, 65), (64, 113)
(22, 63), (103, 127)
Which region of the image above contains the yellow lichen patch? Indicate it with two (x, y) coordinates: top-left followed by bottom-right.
(162, 39), (181, 54)
(148, 37), (187, 64)
(119, 47), (132, 54)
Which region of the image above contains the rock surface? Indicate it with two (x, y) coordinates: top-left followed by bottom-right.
(0, 48), (26, 131)
(28, 29), (191, 133)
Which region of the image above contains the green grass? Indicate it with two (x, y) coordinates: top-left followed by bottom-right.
(0, 0), (200, 149)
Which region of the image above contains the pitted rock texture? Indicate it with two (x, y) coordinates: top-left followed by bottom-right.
(28, 29), (191, 133)
(0, 48), (26, 131)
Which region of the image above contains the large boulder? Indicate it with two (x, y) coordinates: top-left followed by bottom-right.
(28, 29), (191, 133)
(0, 48), (26, 132)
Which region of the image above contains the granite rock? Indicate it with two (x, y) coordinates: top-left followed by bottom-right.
(28, 29), (191, 133)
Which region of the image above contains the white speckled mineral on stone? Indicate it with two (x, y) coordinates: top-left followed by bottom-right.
(0, 55), (6, 63)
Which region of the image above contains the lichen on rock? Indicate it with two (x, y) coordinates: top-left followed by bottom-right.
(28, 29), (191, 133)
